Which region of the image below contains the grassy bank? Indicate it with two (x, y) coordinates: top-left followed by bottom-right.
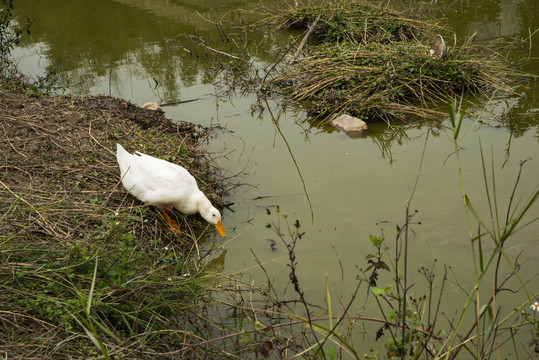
(0, 84), (229, 358)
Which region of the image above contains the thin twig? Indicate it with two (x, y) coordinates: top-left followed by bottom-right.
(289, 17), (320, 64)
(402, 128), (430, 355)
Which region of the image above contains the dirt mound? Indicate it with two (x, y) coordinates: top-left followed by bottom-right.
(0, 87), (222, 243)
(78, 95), (168, 130)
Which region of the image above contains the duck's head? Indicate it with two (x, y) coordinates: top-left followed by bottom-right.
(199, 200), (225, 237)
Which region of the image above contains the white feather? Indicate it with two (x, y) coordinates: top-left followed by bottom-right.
(116, 144), (224, 236)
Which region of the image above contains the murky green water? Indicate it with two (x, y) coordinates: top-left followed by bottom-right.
(12, 0), (539, 355)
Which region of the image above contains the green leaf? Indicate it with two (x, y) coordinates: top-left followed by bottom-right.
(325, 274), (333, 330)
(239, 330), (251, 344)
(327, 346), (338, 360)
(483, 304), (494, 340)
(465, 195), (495, 241)
(87, 254), (99, 317)
(369, 234), (382, 247)
(371, 286), (386, 295)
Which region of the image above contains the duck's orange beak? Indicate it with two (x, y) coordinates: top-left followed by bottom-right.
(215, 220), (225, 237)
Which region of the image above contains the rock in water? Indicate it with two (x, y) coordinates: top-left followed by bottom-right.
(329, 114), (368, 134)
(141, 102), (162, 111)
(429, 35), (446, 57)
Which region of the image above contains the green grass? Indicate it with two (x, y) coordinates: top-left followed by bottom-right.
(0, 83), (229, 358)
(0, 211), (209, 358)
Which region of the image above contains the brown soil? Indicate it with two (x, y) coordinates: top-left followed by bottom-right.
(0, 86), (224, 244)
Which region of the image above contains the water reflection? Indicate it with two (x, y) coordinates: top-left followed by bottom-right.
(399, 0), (539, 43)
(14, 0), (267, 101)
(14, 0), (539, 137)
(437, 0), (538, 40)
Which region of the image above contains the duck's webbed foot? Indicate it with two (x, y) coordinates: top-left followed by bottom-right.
(161, 207), (181, 235)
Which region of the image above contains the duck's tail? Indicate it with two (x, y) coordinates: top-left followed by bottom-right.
(116, 144), (131, 176)
(116, 143), (126, 155)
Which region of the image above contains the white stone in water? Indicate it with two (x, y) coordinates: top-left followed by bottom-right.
(140, 102), (162, 111)
(329, 114), (368, 134)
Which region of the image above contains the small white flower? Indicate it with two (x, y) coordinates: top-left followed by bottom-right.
(164, 246), (169, 251)
(167, 276), (172, 281)
(531, 302), (539, 311)
(182, 273), (189, 277)
(114, 210), (119, 216)
(115, 221), (120, 225)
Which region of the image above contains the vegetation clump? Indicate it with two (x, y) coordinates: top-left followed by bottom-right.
(266, 0), (520, 123)
(278, 1), (429, 44)
(0, 85), (228, 358)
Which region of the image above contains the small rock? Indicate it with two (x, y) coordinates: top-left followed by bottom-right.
(329, 114), (368, 134)
(140, 102), (162, 111)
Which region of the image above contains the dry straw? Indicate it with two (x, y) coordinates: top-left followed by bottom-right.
(0, 87), (226, 358)
(262, 0), (526, 123)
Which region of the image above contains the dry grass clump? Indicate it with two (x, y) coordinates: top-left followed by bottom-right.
(276, 40), (518, 122)
(0, 87), (222, 242)
(272, 0), (432, 44)
(0, 85), (228, 358)
(263, 0), (522, 123)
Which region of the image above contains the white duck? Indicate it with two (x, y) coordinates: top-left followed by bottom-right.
(116, 144), (225, 237)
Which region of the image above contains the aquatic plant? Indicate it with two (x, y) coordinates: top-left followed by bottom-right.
(0, 0), (31, 74)
(262, 0), (524, 123)
(206, 103), (538, 359)
(273, 0), (432, 44)
(436, 98), (539, 359)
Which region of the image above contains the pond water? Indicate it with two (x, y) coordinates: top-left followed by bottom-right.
(12, 0), (539, 354)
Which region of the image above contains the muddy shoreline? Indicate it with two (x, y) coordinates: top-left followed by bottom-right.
(0, 85), (225, 243)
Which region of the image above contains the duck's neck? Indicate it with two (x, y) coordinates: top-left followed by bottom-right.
(193, 192), (216, 223)
(191, 190), (211, 213)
